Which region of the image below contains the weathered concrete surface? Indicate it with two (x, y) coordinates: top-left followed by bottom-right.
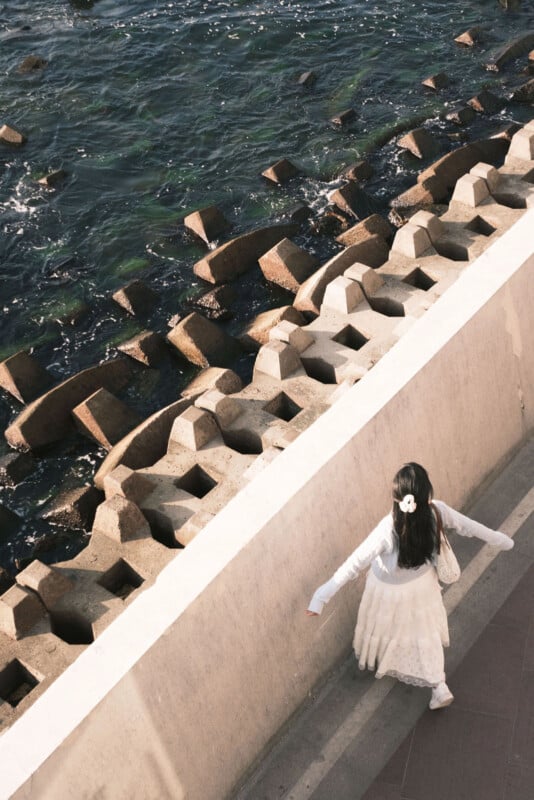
(94, 397), (191, 489)
(117, 330), (167, 366)
(193, 223), (298, 284)
(5, 359), (134, 451)
(184, 206), (229, 244)
(336, 214), (393, 248)
(293, 235), (390, 316)
(167, 312), (242, 367)
(240, 306), (305, 350)
(72, 388), (143, 450)
(0, 351), (52, 404)
(259, 238), (319, 293)
(485, 31), (534, 71)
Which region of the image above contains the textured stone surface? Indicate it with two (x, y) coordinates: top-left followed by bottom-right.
(167, 312), (241, 368)
(72, 388), (143, 450)
(181, 368), (242, 399)
(112, 280), (158, 317)
(0, 585), (45, 640)
(0, 351), (52, 404)
(398, 128), (438, 159)
(103, 465), (156, 504)
(194, 223), (298, 284)
(391, 223), (433, 258)
(254, 342), (302, 381)
(259, 238), (319, 293)
(169, 407), (219, 451)
(421, 72), (449, 90)
(261, 158), (300, 184)
(118, 330), (167, 366)
(16, 561), (73, 609)
(92, 495), (151, 542)
(184, 205), (229, 244)
(240, 306), (305, 350)
(5, 359), (133, 451)
(42, 485), (104, 530)
(0, 452), (35, 487)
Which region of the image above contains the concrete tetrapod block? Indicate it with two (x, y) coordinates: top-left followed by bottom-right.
(269, 321), (314, 353)
(16, 560), (73, 610)
(117, 330), (167, 366)
(0, 585), (46, 640)
(451, 174), (490, 207)
(321, 276), (364, 314)
(343, 263), (385, 297)
(239, 306), (304, 350)
(194, 390), (242, 427)
(92, 495), (151, 543)
(169, 407), (219, 451)
(184, 206), (229, 244)
(112, 280), (158, 317)
(258, 238), (319, 293)
(507, 128), (534, 161)
(293, 235), (390, 316)
(103, 465), (156, 504)
(181, 367), (242, 399)
(0, 124), (26, 145)
(42, 485), (103, 530)
(72, 388), (143, 450)
(167, 312), (241, 368)
(253, 342), (302, 381)
(0, 351), (52, 404)
(397, 128), (438, 159)
(391, 223), (433, 258)
(0, 452), (35, 487)
(4, 359), (133, 451)
(94, 396), (191, 490)
(193, 223), (298, 284)
(409, 210), (445, 244)
(469, 163), (501, 193)
(335, 214), (393, 248)
(261, 159), (300, 184)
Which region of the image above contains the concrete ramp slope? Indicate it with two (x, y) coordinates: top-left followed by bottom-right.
(193, 223), (299, 284)
(5, 359), (134, 451)
(94, 396), (191, 489)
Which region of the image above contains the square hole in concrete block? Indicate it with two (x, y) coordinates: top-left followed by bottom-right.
(403, 268), (436, 291)
(433, 240), (468, 262)
(98, 559), (144, 600)
(263, 393), (302, 422)
(521, 168), (534, 184)
(221, 428), (263, 455)
(332, 325), (368, 351)
(50, 610), (94, 645)
(368, 296), (405, 317)
(301, 356), (336, 384)
(0, 660), (39, 708)
(175, 465), (217, 498)
(464, 216), (496, 237)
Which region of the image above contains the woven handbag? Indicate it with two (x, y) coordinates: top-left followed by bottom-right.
(432, 503), (461, 584)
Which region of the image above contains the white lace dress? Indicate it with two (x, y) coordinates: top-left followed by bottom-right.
(308, 500), (514, 688)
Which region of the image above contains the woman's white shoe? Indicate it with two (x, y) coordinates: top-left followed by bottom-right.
(429, 682), (454, 710)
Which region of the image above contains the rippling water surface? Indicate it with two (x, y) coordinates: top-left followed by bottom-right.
(0, 0), (532, 569)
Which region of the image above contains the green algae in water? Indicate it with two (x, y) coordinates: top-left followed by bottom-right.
(39, 296), (88, 326)
(113, 256), (150, 278)
(104, 321), (144, 349)
(329, 66), (372, 112)
(0, 330), (61, 362)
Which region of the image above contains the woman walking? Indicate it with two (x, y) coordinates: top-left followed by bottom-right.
(306, 463), (514, 709)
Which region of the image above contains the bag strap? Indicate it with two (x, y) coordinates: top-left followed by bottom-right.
(431, 502), (451, 552)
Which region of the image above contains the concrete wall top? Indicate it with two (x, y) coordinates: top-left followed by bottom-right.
(0, 210), (533, 800)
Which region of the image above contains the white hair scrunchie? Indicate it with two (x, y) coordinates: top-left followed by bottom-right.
(399, 494), (417, 513)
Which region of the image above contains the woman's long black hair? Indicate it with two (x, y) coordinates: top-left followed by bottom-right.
(392, 462), (440, 569)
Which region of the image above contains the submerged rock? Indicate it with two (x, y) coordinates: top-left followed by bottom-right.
(341, 160), (374, 182)
(445, 106), (476, 126)
(191, 285), (235, 321)
(512, 78), (534, 102)
(331, 108), (356, 125)
(485, 32), (534, 71)
(454, 28), (482, 47)
(38, 169), (67, 188)
(118, 330), (167, 366)
(329, 182), (375, 219)
(297, 71), (317, 87)
(0, 452), (35, 487)
(18, 55), (47, 73)
(421, 72), (449, 90)
(467, 90), (503, 114)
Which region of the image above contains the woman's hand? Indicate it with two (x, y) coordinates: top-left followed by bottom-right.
(306, 610), (319, 616)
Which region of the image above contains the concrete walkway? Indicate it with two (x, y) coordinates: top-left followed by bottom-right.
(236, 435), (534, 800)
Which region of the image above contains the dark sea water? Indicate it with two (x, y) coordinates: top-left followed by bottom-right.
(0, 0), (533, 570)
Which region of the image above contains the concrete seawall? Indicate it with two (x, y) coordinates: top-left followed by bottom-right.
(0, 210), (533, 799)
